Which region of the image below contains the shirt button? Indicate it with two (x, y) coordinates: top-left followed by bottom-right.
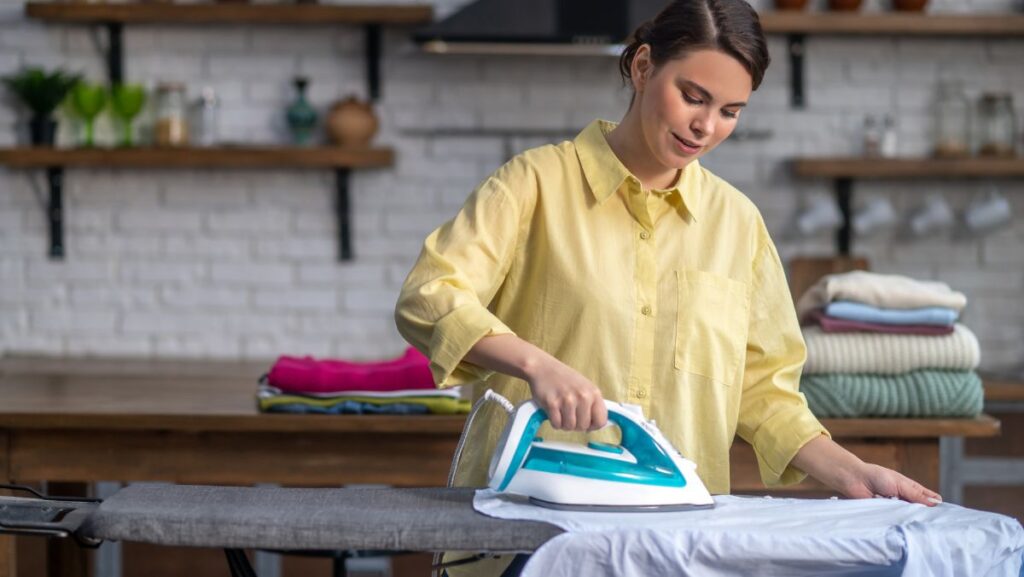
(640, 231), (650, 240)
(641, 305), (652, 316)
(636, 389), (647, 398)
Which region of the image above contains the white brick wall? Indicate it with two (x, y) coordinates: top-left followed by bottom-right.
(0, 0), (1022, 370)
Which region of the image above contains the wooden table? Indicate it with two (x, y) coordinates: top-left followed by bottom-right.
(0, 356), (1002, 577)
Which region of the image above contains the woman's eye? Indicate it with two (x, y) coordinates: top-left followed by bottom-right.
(682, 93), (702, 105)
(722, 109), (739, 119)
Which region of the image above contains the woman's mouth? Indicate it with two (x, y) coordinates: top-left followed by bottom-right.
(672, 132), (703, 156)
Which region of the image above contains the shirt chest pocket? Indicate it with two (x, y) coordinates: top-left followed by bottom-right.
(675, 269), (750, 386)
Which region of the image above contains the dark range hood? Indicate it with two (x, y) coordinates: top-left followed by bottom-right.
(414, 0), (666, 53)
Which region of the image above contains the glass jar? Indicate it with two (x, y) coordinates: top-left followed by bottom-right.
(976, 92), (1017, 158)
(154, 82), (189, 147)
(932, 80), (970, 158)
(862, 115), (881, 157)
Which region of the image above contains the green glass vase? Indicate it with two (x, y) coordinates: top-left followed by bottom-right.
(109, 84), (147, 147)
(286, 77), (318, 146)
(69, 82), (107, 148)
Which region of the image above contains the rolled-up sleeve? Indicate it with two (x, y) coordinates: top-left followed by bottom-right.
(394, 173), (524, 388)
(737, 220), (831, 487)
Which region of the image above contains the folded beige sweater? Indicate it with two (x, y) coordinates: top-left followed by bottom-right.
(802, 323), (980, 375)
(796, 270), (967, 319)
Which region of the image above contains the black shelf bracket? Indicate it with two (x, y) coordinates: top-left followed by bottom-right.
(46, 167), (65, 260)
(365, 23), (382, 101)
(335, 168), (352, 261)
(106, 22), (124, 84)
(834, 177), (853, 257)
(788, 34), (805, 109)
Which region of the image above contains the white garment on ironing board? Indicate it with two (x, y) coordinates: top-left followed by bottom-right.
(474, 490), (1024, 577)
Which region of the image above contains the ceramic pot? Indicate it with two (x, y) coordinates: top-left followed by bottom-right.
(28, 115), (57, 146)
(327, 96), (378, 148)
(892, 0), (928, 11)
(774, 0), (809, 10)
(829, 0), (863, 11)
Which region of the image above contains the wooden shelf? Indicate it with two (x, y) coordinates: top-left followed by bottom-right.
(0, 146), (394, 169)
(24, 2), (433, 25)
(759, 12), (1024, 36)
(792, 156), (1024, 179)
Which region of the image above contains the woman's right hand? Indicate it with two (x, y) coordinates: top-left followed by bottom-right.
(525, 358), (607, 432)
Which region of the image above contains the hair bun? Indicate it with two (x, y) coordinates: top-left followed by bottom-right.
(633, 21), (654, 44)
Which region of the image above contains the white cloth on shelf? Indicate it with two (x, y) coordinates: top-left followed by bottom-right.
(796, 270), (967, 320)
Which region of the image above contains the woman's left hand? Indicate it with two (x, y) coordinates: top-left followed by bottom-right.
(793, 436), (942, 507)
(841, 463), (943, 506)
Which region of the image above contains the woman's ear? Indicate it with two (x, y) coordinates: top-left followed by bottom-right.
(631, 44), (653, 93)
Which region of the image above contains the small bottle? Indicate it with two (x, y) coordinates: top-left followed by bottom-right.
(862, 115), (881, 157)
(880, 114), (898, 158)
(193, 87), (219, 147)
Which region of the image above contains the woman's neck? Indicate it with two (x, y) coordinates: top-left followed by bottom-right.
(605, 111), (683, 191)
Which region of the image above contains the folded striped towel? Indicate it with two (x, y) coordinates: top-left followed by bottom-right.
(802, 324), (980, 375)
(797, 271), (967, 320)
(257, 387), (470, 415)
(800, 370), (983, 418)
(824, 301), (959, 327)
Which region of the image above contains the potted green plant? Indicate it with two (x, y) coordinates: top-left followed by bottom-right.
(2, 67), (82, 146)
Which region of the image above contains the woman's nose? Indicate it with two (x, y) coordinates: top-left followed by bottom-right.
(691, 113), (714, 139)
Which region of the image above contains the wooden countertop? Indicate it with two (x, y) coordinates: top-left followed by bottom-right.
(0, 355), (1001, 437)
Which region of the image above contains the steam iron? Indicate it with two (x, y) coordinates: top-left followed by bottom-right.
(486, 392), (715, 512)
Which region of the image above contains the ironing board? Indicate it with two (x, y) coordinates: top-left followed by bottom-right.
(0, 484), (562, 576)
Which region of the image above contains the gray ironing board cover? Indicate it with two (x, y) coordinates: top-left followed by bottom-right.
(80, 484), (562, 554)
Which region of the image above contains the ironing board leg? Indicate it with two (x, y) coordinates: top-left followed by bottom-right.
(332, 551), (349, 577)
(498, 554), (531, 577)
(224, 549), (257, 577)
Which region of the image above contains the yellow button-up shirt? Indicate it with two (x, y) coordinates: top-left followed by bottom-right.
(395, 119), (829, 494)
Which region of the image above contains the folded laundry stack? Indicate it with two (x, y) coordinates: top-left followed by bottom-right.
(796, 271), (983, 418)
(257, 347), (469, 415)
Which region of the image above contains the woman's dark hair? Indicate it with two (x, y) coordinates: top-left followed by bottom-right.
(619, 0), (770, 92)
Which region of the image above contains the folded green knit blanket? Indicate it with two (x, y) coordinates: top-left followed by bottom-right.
(800, 370), (983, 418)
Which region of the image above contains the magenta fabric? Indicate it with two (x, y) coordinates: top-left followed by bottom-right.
(267, 347), (436, 394)
(806, 309), (955, 336)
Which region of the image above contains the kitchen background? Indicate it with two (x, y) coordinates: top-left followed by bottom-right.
(1, 0), (1023, 575)
(1, 0), (1022, 369)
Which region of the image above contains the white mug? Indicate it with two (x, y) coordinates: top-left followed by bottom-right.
(852, 195), (896, 235)
(964, 190), (1012, 233)
(797, 195), (843, 236)
(910, 194), (955, 236)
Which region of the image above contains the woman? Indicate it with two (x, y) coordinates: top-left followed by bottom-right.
(396, 0), (941, 573)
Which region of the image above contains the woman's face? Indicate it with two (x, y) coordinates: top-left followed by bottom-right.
(632, 47), (753, 169)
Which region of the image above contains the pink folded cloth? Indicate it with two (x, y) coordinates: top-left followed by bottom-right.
(805, 309), (955, 336)
(267, 347), (436, 394)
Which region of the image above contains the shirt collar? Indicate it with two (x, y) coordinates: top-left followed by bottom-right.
(574, 119), (700, 221)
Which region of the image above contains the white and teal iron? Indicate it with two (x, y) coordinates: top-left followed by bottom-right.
(485, 391), (715, 512)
